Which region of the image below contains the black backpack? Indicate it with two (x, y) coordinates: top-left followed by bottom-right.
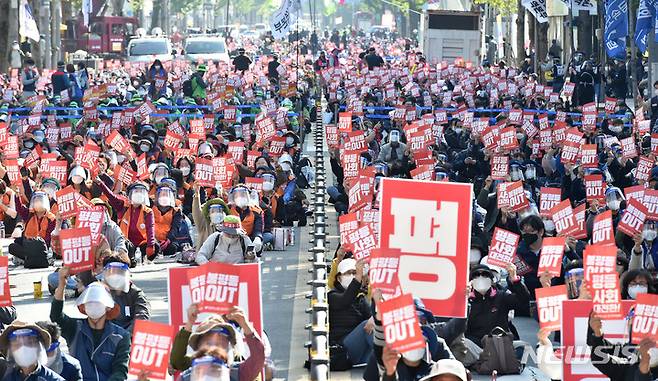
(182, 79), (193, 97)
(474, 327), (522, 375)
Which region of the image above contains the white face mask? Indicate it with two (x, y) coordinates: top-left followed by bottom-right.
(234, 197), (248, 208)
(181, 167), (191, 176)
(516, 132), (525, 140)
(402, 346), (426, 362)
(210, 212), (225, 224)
(158, 196), (173, 208)
(628, 284), (648, 300)
(609, 125), (623, 134)
(525, 167), (536, 180)
(84, 301), (107, 319)
(472, 276), (493, 294)
(339, 275), (354, 289)
(72, 175), (84, 185)
(13, 346), (39, 368)
(262, 181), (274, 191)
(140, 144), (150, 153)
(105, 274), (127, 290)
(286, 137), (295, 146)
(607, 200), (621, 211)
(46, 351), (58, 367)
(469, 249), (482, 264)
(453, 128), (463, 135)
(131, 192), (147, 206)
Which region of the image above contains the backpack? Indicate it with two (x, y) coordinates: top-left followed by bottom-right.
(182, 79), (193, 97)
(207, 232), (253, 261)
(473, 327), (522, 375)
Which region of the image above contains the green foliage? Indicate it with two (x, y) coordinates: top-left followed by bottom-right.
(472, 0), (517, 14)
(129, 0), (144, 11)
(171, 0), (202, 13)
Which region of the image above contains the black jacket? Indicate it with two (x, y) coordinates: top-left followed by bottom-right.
(466, 278), (530, 347)
(328, 279), (371, 344)
(587, 327), (658, 381)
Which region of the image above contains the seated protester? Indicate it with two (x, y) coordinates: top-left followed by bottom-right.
(0, 321), (65, 381)
(276, 156), (309, 227)
(0, 180), (19, 236)
(171, 156), (195, 218)
(192, 184), (229, 250)
(153, 182), (192, 256)
(50, 274), (131, 381)
(96, 180), (159, 262)
(68, 166), (101, 200)
(196, 216), (254, 265)
(100, 256), (151, 331)
(587, 311), (658, 379)
(629, 221), (658, 270)
(465, 264), (529, 351)
(382, 354), (469, 381)
(328, 258), (373, 366)
(228, 185), (263, 252)
(35, 321), (83, 381)
(171, 307), (265, 381)
(10, 191), (55, 268)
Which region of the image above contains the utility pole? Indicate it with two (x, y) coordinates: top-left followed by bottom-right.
(51, 0), (61, 65)
(41, 0), (51, 69)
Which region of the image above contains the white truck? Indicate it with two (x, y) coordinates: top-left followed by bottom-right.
(419, 9), (481, 65)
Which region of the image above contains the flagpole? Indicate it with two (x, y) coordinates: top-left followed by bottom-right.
(629, 0), (638, 102)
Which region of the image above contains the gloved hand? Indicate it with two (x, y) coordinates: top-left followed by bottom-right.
(252, 237), (262, 253)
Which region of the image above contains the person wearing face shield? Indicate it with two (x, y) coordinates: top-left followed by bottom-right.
(465, 264), (529, 352)
(150, 163), (171, 188)
(604, 187), (626, 223)
(228, 186), (263, 251)
(100, 257), (151, 332)
(96, 180), (159, 263)
(170, 310), (265, 380)
(276, 155), (309, 227)
(192, 185), (230, 250)
(51, 275), (131, 381)
(196, 215), (253, 265)
(629, 220), (658, 272)
(328, 258), (373, 367)
(34, 321), (83, 381)
(9, 191), (55, 268)
(0, 322), (64, 381)
(153, 183), (192, 257)
(378, 129), (407, 166)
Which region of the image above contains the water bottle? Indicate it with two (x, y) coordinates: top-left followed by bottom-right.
(135, 248), (142, 265)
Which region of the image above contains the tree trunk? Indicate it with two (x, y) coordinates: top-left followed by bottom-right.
(515, 2), (525, 66)
(0, 0), (11, 73)
(151, 2), (161, 30)
(111, 0), (125, 16)
(537, 20), (549, 62)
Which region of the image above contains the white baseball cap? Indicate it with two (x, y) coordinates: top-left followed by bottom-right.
(419, 359), (468, 381)
(337, 258), (356, 275)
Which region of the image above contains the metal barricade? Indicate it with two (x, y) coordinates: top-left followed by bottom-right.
(305, 95), (330, 381)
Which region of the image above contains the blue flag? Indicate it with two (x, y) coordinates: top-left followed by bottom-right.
(636, 0), (654, 53)
(604, 0), (628, 60)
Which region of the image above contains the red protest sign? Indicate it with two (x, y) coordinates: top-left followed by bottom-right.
(344, 130), (367, 152)
(604, 97), (617, 114)
(194, 158), (216, 188)
(572, 203), (588, 240)
(487, 228), (520, 267)
(106, 130), (132, 156)
(496, 182), (512, 209)
(325, 124), (339, 148)
(75, 206), (105, 246)
(128, 320), (175, 381)
(617, 198), (648, 237)
(244, 177), (263, 192)
(369, 248), (402, 300)
(114, 164), (136, 186)
(338, 112), (352, 132)
(345, 224), (377, 260)
(584, 244), (621, 319)
(255, 115), (276, 144)
(0, 257), (10, 307)
(631, 293), (658, 344)
(379, 294), (425, 353)
(490, 155), (509, 180)
(539, 187), (562, 217)
(506, 181), (529, 212)
(55, 186), (79, 219)
(187, 262), (240, 314)
(626, 185), (646, 202)
(538, 237), (565, 277)
(536, 285), (568, 331)
(227, 141), (245, 164)
(48, 161), (68, 185)
(341, 150), (360, 180)
(4, 135), (18, 159)
(580, 144), (598, 168)
(645, 190), (658, 220)
(338, 213), (359, 251)
(584, 174), (606, 204)
(621, 136), (638, 159)
(60, 227), (94, 274)
(163, 130), (182, 151)
(550, 200), (577, 237)
(379, 178), (472, 318)
(592, 211), (615, 246)
(636, 156), (653, 183)
(268, 136), (286, 158)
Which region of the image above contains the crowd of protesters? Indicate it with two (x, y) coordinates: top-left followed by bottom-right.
(0, 22), (657, 381)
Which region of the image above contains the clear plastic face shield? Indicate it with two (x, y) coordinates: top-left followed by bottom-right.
(41, 182), (58, 200)
(153, 166), (169, 184)
(30, 192), (50, 213)
(190, 356), (231, 381)
(510, 164), (524, 181)
(198, 143), (214, 159)
(209, 204), (226, 225)
(525, 165), (537, 180)
(129, 186), (149, 206)
(45, 341), (60, 366)
(102, 262), (130, 291)
(156, 187), (176, 208)
(605, 189), (624, 211)
(229, 187), (250, 209)
(8, 329), (44, 369)
(374, 162), (388, 177)
(389, 130), (400, 143)
(248, 189), (260, 207)
(259, 173), (276, 192)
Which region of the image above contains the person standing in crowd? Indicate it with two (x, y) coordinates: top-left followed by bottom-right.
(268, 55), (280, 81)
(20, 58), (38, 99)
(51, 61), (70, 96)
(233, 48), (252, 73)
